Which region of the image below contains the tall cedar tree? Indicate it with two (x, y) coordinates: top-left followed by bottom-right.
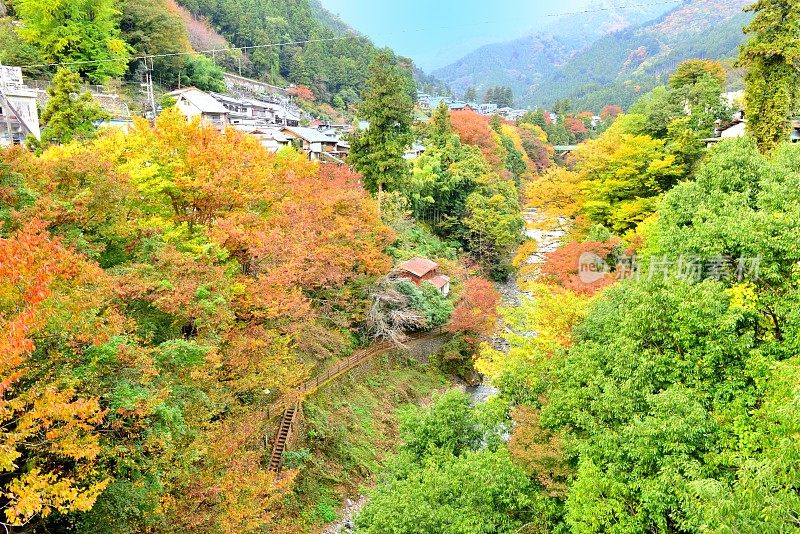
(738, 0), (800, 152)
(31, 68), (109, 151)
(348, 51), (415, 203)
(464, 86), (477, 102)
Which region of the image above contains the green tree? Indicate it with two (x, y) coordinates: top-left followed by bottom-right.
(575, 119), (684, 232)
(464, 86), (477, 102)
(183, 55), (226, 93)
(483, 86), (514, 107)
(15, 0), (131, 82)
(31, 68), (109, 150)
(669, 59), (727, 90)
(348, 51), (415, 202)
(0, 18), (48, 79)
(430, 101), (452, 147)
(738, 0), (800, 153)
(357, 390), (556, 533)
(463, 181), (524, 280)
(552, 98), (573, 116)
(543, 277), (759, 533)
(397, 390), (482, 460)
(120, 0), (190, 87)
(356, 448), (542, 534)
(396, 280), (453, 329)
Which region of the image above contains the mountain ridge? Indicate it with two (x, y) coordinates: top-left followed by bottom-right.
(434, 0), (752, 110)
(527, 0), (752, 109)
(432, 1), (676, 100)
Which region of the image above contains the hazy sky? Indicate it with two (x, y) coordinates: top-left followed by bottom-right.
(319, 0), (596, 72)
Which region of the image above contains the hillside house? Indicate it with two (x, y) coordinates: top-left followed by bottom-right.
(427, 96), (453, 110)
(497, 107), (514, 118)
(0, 66), (40, 146)
(167, 88), (229, 130)
(397, 257), (451, 296)
(404, 143), (426, 160)
(213, 92), (301, 127)
(417, 92), (432, 109)
(479, 103), (498, 115)
(280, 126), (348, 162)
(236, 126), (290, 152)
(211, 92), (299, 127)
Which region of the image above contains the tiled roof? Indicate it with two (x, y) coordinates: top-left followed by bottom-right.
(398, 257), (438, 278)
(281, 126), (337, 144)
(429, 275), (450, 290)
(167, 88), (228, 114)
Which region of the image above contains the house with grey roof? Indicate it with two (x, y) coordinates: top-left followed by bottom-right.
(280, 126), (349, 162)
(0, 66), (40, 146)
(167, 87), (229, 130)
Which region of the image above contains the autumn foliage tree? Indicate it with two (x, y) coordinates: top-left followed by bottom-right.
(450, 110), (502, 168)
(540, 239), (620, 295)
(0, 109), (396, 530)
(0, 221), (112, 526)
(449, 277), (500, 340)
(288, 84), (315, 101)
(600, 105), (623, 122)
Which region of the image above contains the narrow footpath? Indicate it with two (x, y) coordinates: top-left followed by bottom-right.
(266, 327), (449, 474)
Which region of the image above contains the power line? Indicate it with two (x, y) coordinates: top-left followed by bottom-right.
(14, 1), (689, 71)
(546, 0), (682, 17)
(17, 36), (357, 70)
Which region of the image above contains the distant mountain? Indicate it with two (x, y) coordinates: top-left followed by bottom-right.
(432, 1), (675, 102)
(528, 0), (752, 110)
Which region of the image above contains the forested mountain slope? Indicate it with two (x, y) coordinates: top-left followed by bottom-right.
(528, 0), (752, 109)
(432, 1), (674, 101)
(173, 0), (447, 104)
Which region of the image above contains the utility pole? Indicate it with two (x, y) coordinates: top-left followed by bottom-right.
(0, 61), (14, 146)
(142, 57), (156, 122)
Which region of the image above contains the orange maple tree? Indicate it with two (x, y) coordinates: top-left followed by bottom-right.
(288, 85), (315, 101)
(450, 110), (503, 167)
(540, 240), (619, 295)
(449, 277), (501, 340)
(0, 221), (112, 526)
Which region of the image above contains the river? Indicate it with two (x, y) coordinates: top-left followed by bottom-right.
(324, 209), (565, 533)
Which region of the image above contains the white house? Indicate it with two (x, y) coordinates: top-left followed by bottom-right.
(280, 126), (347, 162)
(720, 121), (747, 139)
(0, 66), (40, 146)
(235, 126), (290, 153)
(478, 103), (497, 115)
(403, 143), (426, 160)
(166, 87), (229, 130)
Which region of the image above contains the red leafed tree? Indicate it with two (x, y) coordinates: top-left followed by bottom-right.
(288, 85), (315, 101)
(244, 163), (393, 291)
(601, 105), (623, 121)
(564, 116), (588, 136)
(449, 277), (501, 339)
(540, 240), (619, 295)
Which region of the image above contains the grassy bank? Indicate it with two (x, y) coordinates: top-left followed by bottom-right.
(271, 352), (449, 531)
